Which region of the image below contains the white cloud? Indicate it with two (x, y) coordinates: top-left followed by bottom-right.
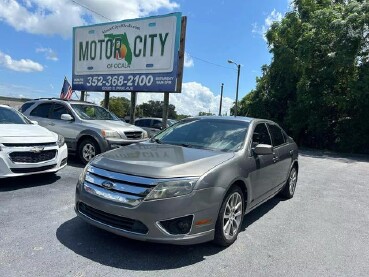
(184, 52), (194, 68)
(0, 51), (43, 72)
(36, 47), (58, 61)
(0, 0), (179, 38)
(252, 9), (282, 41)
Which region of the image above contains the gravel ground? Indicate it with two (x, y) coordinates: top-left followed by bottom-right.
(1, 151), (369, 277)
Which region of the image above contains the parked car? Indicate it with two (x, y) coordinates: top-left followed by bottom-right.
(0, 105), (68, 178)
(75, 116), (298, 246)
(21, 99), (148, 164)
(134, 117), (177, 137)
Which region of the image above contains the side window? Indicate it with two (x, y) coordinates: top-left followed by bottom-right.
(252, 123), (272, 147)
(152, 119), (163, 129)
(30, 103), (52, 118)
(141, 119), (151, 127)
(20, 102), (35, 113)
(268, 124), (286, 147)
(50, 104), (70, 120)
(135, 120), (143, 127)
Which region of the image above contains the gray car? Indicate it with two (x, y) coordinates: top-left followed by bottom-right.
(75, 116), (298, 246)
(134, 117), (177, 137)
(21, 99), (148, 164)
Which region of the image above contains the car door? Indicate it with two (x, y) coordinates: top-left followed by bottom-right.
(248, 123), (280, 202)
(28, 102), (53, 127)
(48, 103), (78, 148)
(267, 123), (291, 186)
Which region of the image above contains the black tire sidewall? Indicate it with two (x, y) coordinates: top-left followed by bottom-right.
(214, 186), (244, 247)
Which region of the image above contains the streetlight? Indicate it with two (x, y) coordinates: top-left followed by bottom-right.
(228, 59), (241, 116)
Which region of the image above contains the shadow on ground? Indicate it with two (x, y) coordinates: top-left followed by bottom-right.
(0, 173), (61, 192)
(56, 197), (281, 270)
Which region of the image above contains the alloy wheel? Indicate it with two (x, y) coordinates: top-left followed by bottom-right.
(223, 192), (243, 240)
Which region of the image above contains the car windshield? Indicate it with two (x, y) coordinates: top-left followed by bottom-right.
(0, 107), (30, 124)
(71, 104), (119, 120)
(154, 118), (249, 152)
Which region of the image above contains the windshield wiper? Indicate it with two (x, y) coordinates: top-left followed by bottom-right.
(151, 138), (162, 144)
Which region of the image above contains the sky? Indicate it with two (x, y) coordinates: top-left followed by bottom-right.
(0, 0), (292, 116)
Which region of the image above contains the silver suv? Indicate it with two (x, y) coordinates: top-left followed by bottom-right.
(21, 99), (148, 164)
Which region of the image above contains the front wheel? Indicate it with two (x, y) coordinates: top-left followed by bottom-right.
(214, 186), (244, 247)
(279, 166), (298, 199)
(78, 138), (100, 164)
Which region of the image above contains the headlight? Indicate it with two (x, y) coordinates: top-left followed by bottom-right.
(78, 164), (90, 184)
(142, 131), (148, 139)
(145, 178), (198, 200)
(102, 130), (120, 138)
(57, 134), (65, 147)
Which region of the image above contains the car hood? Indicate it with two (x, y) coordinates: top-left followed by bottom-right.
(0, 124), (57, 143)
(91, 143), (235, 178)
(83, 120), (144, 134)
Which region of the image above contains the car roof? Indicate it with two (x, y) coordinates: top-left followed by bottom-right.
(190, 116), (254, 122)
(25, 98), (96, 105)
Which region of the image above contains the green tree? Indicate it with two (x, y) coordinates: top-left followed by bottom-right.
(238, 0), (369, 153)
(137, 100), (177, 119)
(100, 96), (130, 118)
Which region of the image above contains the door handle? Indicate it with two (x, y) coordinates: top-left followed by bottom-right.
(273, 156), (279, 163)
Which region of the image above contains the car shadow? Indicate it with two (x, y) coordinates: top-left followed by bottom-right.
(56, 197), (281, 270)
(67, 156), (85, 169)
(0, 173), (61, 192)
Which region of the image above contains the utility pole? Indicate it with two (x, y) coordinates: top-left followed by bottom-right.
(219, 83), (224, 116)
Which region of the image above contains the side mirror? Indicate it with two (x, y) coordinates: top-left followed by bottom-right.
(31, 120), (38, 125)
(61, 114), (73, 121)
(253, 144), (273, 155)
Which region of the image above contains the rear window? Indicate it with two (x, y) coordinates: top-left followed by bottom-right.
(20, 102), (35, 113)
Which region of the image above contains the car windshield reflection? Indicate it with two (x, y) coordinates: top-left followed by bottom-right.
(154, 118), (249, 152)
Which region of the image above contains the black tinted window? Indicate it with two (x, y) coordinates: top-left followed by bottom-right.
(50, 104), (70, 120)
(20, 102), (35, 112)
(152, 119), (162, 129)
(252, 123), (272, 146)
(30, 103), (52, 118)
(268, 124), (286, 147)
(136, 119), (151, 127)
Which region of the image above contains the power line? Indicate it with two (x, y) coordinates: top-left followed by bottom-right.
(70, 0), (113, 22)
(189, 55), (237, 70)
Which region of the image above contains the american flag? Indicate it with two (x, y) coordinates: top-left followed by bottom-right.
(60, 77), (73, 99)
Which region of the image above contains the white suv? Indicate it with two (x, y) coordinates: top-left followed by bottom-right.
(0, 105), (68, 178)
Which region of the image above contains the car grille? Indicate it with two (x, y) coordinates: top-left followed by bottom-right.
(9, 150), (57, 163)
(84, 166), (157, 207)
(10, 164), (56, 173)
(2, 142), (56, 147)
(78, 202), (148, 234)
(124, 131), (142, 139)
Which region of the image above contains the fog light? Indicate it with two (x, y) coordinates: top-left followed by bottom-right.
(159, 215), (193, 235)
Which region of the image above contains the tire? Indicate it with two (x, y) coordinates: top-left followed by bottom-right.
(279, 166), (298, 199)
(78, 138), (100, 164)
(214, 186), (244, 247)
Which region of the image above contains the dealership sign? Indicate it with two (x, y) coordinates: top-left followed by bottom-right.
(72, 13), (182, 92)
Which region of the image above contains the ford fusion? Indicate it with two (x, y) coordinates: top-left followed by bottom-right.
(0, 105), (68, 178)
(75, 116), (298, 246)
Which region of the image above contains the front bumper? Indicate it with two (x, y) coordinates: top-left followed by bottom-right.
(0, 143), (68, 179)
(103, 138), (149, 151)
(75, 182), (225, 245)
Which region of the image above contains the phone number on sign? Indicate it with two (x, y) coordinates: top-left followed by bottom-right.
(86, 75), (154, 87)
